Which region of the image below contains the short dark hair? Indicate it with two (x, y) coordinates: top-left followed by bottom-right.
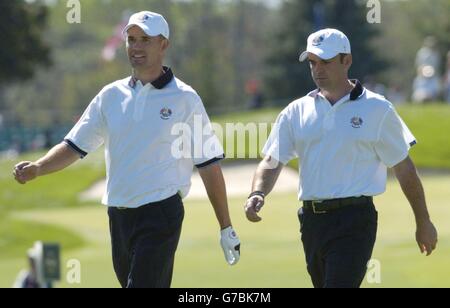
(339, 53), (349, 63)
(158, 34), (168, 41)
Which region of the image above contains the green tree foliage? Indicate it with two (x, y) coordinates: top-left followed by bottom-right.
(264, 0), (386, 102)
(264, 0), (316, 102)
(1, 0), (274, 127)
(0, 0), (50, 84)
(374, 0), (450, 94)
(1, 0), (448, 129)
(321, 0), (386, 84)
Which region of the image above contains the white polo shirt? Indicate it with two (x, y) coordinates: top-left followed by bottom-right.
(262, 80), (416, 201)
(64, 67), (224, 208)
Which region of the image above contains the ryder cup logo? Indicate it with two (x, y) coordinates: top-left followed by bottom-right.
(312, 34), (325, 46)
(351, 117), (364, 128)
(138, 14), (150, 22)
(160, 108), (172, 120)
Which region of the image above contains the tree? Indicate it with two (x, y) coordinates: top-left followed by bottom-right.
(374, 0), (450, 94)
(0, 0), (274, 125)
(322, 0), (386, 84)
(264, 0), (386, 103)
(264, 0), (316, 102)
(0, 1), (51, 84)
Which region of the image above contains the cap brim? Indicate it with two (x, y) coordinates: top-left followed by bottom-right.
(299, 51), (308, 62)
(299, 48), (339, 62)
(122, 23), (163, 38)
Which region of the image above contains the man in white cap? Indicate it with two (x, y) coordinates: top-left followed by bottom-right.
(13, 11), (240, 288)
(244, 28), (438, 288)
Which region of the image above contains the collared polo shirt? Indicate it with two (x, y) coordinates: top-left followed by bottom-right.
(64, 67), (224, 208)
(262, 80), (416, 201)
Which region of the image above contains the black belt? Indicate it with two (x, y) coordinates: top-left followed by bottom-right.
(116, 194), (181, 210)
(303, 196), (373, 214)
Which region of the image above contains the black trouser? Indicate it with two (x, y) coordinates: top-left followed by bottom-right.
(298, 201), (378, 288)
(108, 194), (184, 288)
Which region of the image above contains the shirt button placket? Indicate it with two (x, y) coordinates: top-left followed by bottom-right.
(133, 86), (148, 122)
(323, 108), (335, 132)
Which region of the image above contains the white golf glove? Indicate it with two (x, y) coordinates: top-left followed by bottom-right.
(220, 226), (241, 265)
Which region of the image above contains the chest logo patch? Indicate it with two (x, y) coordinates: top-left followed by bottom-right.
(350, 116), (363, 128)
(160, 108), (173, 120)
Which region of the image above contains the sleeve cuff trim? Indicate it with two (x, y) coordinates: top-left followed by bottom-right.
(63, 139), (88, 158)
(195, 154), (225, 169)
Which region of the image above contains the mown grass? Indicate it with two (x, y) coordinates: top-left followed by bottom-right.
(0, 218), (84, 261)
(1, 174), (448, 288)
(0, 104), (448, 287)
(395, 104), (450, 169)
(0, 150), (105, 263)
(0, 150), (105, 211)
(211, 104), (450, 170)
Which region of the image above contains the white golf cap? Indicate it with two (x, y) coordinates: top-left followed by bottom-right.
(299, 28), (351, 62)
(122, 11), (170, 39)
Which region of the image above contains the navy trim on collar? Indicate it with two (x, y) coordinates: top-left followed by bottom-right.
(129, 66), (174, 89)
(152, 66), (174, 89)
(307, 79), (365, 101)
(349, 79), (364, 101)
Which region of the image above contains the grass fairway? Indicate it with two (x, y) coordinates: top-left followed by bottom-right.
(1, 174), (449, 288)
(395, 104), (450, 169)
(0, 151), (105, 211)
(0, 150), (106, 287)
(1, 105), (449, 288)
(213, 104), (450, 170)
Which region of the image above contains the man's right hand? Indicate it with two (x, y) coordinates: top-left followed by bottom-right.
(13, 162), (40, 184)
(244, 196), (265, 223)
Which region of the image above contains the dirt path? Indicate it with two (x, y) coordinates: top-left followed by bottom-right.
(79, 162), (299, 202)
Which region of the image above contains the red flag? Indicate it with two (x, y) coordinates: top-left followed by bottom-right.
(102, 12), (131, 61)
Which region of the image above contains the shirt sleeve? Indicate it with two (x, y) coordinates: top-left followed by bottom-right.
(374, 106), (416, 168)
(262, 109), (297, 165)
(188, 96), (225, 168)
(64, 95), (106, 158)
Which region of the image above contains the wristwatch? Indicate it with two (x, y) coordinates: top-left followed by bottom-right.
(248, 191), (265, 199)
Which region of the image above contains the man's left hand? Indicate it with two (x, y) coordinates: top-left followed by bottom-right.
(416, 220), (438, 256)
(220, 226), (240, 265)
